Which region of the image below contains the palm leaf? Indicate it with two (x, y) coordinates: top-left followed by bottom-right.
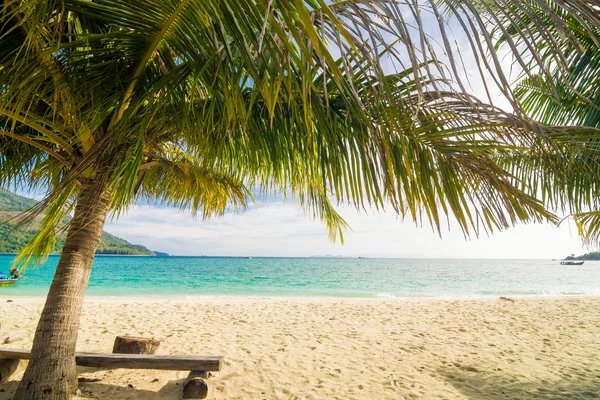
(2, 0), (600, 266)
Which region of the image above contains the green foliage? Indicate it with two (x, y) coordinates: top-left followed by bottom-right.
(0, 222), (54, 254)
(0, 187), (37, 211)
(480, 0), (600, 246)
(566, 252), (600, 261)
(96, 232), (155, 256)
(0, 0), (597, 267)
(0, 189), (153, 255)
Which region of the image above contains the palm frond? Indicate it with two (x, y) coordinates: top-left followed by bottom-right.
(473, 0), (600, 245)
(3, 0), (600, 265)
(572, 211), (600, 248)
(120, 153), (251, 219)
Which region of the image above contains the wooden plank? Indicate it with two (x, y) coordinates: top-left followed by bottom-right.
(75, 353), (223, 371)
(0, 349), (30, 360)
(0, 349), (222, 371)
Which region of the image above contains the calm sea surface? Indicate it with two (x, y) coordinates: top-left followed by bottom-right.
(0, 255), (598, 298)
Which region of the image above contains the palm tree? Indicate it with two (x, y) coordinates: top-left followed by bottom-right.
(0, 1), (594, 398)
(464, 0), (600, 244)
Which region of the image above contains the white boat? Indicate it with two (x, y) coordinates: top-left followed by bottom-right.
(560, 260), (585, 265)
(0, 278), (18, 286)
(0, 269), (20, 285)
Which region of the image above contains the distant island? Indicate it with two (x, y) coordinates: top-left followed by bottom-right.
(0, 188), (154, 256)
(153, 251), (170, 257)
(565, 252), (600, 261)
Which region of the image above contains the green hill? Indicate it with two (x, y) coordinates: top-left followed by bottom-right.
(0, 188), (154, 255)
(566, 252), (600, 261)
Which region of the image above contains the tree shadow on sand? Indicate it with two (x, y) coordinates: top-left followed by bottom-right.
(0, 375), (193, 400)
(439, 365), (600, 400)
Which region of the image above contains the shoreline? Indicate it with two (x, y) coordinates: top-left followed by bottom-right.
(2, 293), (600, 302)
(0, 254), (581, 260)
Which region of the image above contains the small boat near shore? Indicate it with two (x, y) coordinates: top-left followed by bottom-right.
(560, 260), (585, 265)
(0, 268), (20, 285)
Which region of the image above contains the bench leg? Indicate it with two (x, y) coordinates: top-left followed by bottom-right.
(182, 370), (210, 399)
(0, 359), (20, 383)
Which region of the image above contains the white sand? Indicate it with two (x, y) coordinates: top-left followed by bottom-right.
(1, 296), (599, 399)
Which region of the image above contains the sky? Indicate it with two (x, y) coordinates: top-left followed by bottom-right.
(102, 201), (586, 259)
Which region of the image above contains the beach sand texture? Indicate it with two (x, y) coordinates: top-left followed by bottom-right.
(0, 297), (599, 399)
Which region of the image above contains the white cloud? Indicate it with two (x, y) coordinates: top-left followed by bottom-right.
(103, 202), (585, 259)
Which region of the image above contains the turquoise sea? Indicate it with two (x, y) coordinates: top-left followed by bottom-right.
(0, 255), (598, 298)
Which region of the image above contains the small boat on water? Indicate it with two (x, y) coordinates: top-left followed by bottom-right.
(0, 268), (20, 286)
(560, 260), (585, 265)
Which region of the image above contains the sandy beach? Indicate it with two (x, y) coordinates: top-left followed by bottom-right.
(0, 296), (599, 399)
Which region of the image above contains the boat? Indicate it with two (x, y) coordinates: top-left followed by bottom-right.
(0, 269), (20, 285)
(560, 260), (585, 265)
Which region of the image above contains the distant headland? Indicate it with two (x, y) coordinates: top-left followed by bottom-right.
(565, 252), (600, 261)
(0, 188), (154, 256)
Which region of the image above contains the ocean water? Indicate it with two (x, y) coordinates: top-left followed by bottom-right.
(0, 255), (598, 298)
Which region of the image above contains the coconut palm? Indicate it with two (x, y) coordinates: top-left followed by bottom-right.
(462, 0), (600, 244)
(0, 1), (595, 398)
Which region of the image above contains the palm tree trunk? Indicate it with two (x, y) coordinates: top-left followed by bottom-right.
(14, 179), (111, 400)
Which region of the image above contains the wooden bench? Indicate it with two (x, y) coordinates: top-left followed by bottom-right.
(0, 348), (223, 399)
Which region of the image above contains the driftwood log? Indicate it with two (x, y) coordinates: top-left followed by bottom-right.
(499, 296), (516, 303)
(0, 348), (222, 394)
(0, 349), (223, 371)
(0, 359), (20, 383)
(112, 336), (161, 355)
(183, 371), (210, 399)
